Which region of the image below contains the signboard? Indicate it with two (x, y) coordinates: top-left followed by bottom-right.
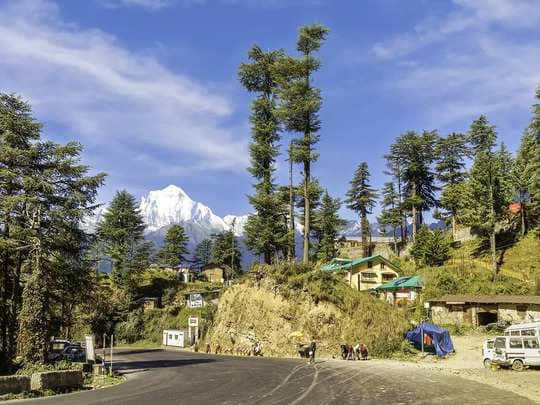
(85, 335), (95, 362)
(189, 293), (203, 308)
(188, 316), (199, 327)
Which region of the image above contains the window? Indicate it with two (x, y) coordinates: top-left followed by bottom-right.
(494, 338), (506, 349)
(169, 334), (173, 339)
(361, 272), (376, 279)
(380, 263), (385, 269)
(175, 335), (179, 340)
(523, 338), (539, 349)
(521, 329), (536, 336)
(509, 338), (523, 349)
(510, 331), (521, 336)
(367, 261), (373, 268)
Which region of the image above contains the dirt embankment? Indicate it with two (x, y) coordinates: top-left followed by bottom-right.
(206, 280), (408, 358)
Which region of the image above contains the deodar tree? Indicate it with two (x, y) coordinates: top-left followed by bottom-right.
(313, 190), (346, 262)
(346, 162), (377, 257)
(276, 24), (329, 264)
(462, 115), (513, 278)
(239, 46), (288, 264)
(0, 93), (105, 365)
(435, 132), (469, 240)
(158, 224), (189, 268)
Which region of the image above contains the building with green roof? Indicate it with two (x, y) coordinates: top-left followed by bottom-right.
(321, 255), (401, 291)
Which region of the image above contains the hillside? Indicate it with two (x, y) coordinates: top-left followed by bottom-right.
(206, 264), (409, 358)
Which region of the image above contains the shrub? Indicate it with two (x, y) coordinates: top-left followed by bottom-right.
(411, 226), (451, 267)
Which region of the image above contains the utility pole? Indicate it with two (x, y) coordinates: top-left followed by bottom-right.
(230, 218), (236, 282)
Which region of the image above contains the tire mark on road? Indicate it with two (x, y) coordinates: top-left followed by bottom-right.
(289, 364), (320, 405)
(257, 362), (310, 400)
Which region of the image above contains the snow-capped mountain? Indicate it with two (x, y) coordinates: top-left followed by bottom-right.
(86, 185), (254, 265)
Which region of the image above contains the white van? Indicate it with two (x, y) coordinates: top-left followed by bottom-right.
(482, 338), (495, 368)
(504, 320), (540, 337)
(493, 335), (540, 371)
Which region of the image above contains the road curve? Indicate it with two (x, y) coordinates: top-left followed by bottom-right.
(10, 349), (534, 404)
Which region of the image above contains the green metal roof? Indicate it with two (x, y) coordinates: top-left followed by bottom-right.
(321, 255), (400, 273)
(376, 275), (423, 290)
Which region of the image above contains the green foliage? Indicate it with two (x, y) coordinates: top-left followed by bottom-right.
(157, 224), (189, 267)
(192, 238), (213, 272)
(313, 191), (346, 262)
(115, 309), (145, 344)
(211, 231), (242, 274)
(410, 226), (451, 267)
(97, 190), (152, 291)
(0, 93), (105, 367)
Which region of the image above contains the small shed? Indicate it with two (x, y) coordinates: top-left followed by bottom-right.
(162, 329), (185, 348)
(201, 264), (226, 284)
(376, 276), (424, 305)
(427, 295), (540, 327)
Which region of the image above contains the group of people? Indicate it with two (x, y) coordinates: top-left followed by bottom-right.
(340, 343), (368, 361)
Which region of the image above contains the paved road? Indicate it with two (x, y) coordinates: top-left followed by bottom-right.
(12, 349), (535, 404)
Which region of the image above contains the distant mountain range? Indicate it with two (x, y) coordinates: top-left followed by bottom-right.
(85, 184), (444, 267)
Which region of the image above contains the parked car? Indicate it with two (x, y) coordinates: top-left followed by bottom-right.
(492, 335), (540, 371)
(504, 320), (540, 337)
(48, 339), (71, 361)
(61, 344), (86, 362)
(482, 338), (495, 368)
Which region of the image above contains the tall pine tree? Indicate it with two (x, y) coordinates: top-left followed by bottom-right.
(275, 24), (329, 263)
(239, 46), (288, 264)
(528, 87), (540, 230)
(346, 162), (378, 257)
(462, 116), (512, 278)
(435, 132), (469, 240)
(378, 182), (402, 254)
(211, 231), (242, 276)
(512, 131), (536, 235)
(192, 238), (213, 273)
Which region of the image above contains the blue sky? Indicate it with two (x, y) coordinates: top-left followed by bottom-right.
(1, 0), (539, 220)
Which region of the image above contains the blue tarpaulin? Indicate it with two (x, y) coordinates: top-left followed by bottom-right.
(405, 322), (454, 357)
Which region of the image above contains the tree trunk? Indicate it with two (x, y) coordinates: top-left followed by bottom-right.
(303, 161), (310, 264)
(411, 181), (417, 241)
(361, 211), (369, 257)
(490, 229), (497, 280)
(520, 204), (526, 237)
(288, 141), (295, 262)
(451, 215), (457, 242)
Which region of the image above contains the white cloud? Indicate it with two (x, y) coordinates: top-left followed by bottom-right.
(371, 0), (540, 128)
(0, 0), (248, 174)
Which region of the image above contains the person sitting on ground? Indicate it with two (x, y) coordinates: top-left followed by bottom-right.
(340, 343), (349, 360)
(206, 343), (211, 354)
(360, 343), (368, 360)
(215, 344), (222, 355)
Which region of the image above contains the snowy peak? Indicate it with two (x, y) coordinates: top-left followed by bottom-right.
(140, 185), (227, 233)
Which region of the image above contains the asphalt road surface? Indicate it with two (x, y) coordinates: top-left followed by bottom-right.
(11, 349), (535, 404)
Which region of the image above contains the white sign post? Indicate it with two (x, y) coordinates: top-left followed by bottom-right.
(85, 335), (96, 363)
(188, 316), (199, 344)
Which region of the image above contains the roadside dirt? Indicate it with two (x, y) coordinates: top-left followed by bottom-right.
(387, 334), (540, 403)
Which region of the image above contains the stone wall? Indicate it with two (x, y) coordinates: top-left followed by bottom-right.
(30, 370), (83, 391)
(0, 375), (31, 395)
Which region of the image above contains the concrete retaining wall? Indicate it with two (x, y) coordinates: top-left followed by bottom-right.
(0, 375), (31, 395)
(30, 370), (83, 391)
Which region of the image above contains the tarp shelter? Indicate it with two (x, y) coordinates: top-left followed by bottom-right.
(405, 322), (454, 357)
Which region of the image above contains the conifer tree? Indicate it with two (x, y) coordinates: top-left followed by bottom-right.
(313, 191), (346, 262)
(384, 147), (407, 242)
(512, 131), (536, 235)
(462, 116), (512, 278)
(239, 46), (288, 264)
(392, 131), (439, 240)
(157, 224), (189, 268)
(275, 24), (329, 263)
(97, 190), (151, 290)
(435, 132), (469, 240)
(378, 182), (402, 254)
(192, 238), (213, 273)
(528, 87), (540, 230)
(346, 162), (378, 257)
(211, 231), (242, 275)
